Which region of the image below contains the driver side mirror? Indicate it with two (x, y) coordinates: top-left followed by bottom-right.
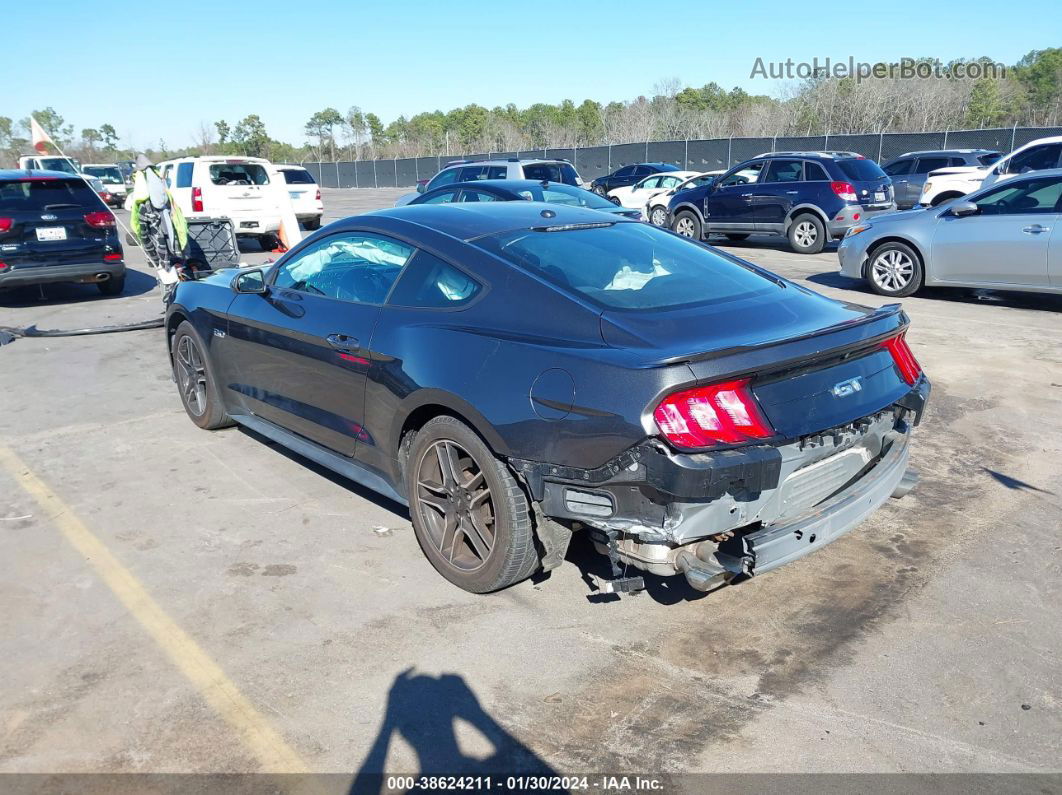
(233, 268), (268, 294)
(416, 182), (427, 194)
(948, 200), (979, 218)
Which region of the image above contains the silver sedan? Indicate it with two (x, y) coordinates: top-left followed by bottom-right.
(837, 169), (1062, 297)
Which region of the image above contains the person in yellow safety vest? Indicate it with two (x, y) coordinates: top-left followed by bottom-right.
(128, 154), (190, 285)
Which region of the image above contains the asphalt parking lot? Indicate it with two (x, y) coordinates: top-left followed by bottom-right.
(1, 188), (1060, 779)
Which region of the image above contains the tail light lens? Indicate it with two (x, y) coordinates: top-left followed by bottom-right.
(0, 217), (13, 233)
(0, 261), (8, 271)
(192, 187), (204, 212)
(831, 181), (858, 202)
(315, 188), (321, 201)
(884, 334), (922, 385)
(84, 211), (115, 228)
(654, 379), (774, 450)
(103, 252), (122, 262)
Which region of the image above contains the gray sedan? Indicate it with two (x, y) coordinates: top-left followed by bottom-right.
(837, 169), (1062, 297)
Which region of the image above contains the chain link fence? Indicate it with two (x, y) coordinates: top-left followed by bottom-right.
(298, 127), (1062, 189)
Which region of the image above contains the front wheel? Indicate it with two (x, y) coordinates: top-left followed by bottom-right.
(406, 416), (539, 593)
(866, 241), (923, 297)
(671, 210), (702, 239)
(649, 205), (668, 227)
(788, 213), (826, 254)
(171, 321), (233, 430)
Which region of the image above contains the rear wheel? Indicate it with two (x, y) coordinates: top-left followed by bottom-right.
(171, 321), (233, 430)
(257, 233), (278, 251)
(592, 185), (607, 197)
(649, 205), (668, 227)
(303, 217), (322, 230)
(97, 274), (125, 296)
(867, 241), (923, 297)
(672, 210), (701, 239)
(788, 213), (826, 254)
(406, 416), (538, 593)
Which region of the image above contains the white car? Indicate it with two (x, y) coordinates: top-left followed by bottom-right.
(919, 135), (1062, 207)
(272, 165), (324, 229)
(82, 163), (129, 207)
(17, 154), (81, 174)
(606, 171), (701, 216)
(155, 155), (283, 247)
(645, 171), (724, 226)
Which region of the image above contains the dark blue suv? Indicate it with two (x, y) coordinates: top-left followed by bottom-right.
(667, 152), (895, 254)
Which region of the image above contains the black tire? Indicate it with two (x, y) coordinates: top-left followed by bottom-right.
(257, 233), (278, 251)
(671, 210), (702, 240)
(788, 213), (826, 254)
(648, 205), (668, 227)
(609, 196), (621, 205)
(865, 241), (923, 298)
(930, 193), (962, 207)
(171, 321), (233, 430)
(406, 416), (538, 593)
(724, 233), (750, 242)
(303, 217), (322, 230)
(591, 185), (607, 197)
(97, 274), (125, 296)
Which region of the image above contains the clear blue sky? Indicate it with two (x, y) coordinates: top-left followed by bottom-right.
(6, 0), (1060, 149)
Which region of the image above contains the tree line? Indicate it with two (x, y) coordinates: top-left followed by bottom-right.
(4, 50), (1059, 166)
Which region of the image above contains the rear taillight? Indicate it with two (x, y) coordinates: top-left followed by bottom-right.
(0, 217), (12, 233)
(84, 211), (115, 228)
(103, 252), (122, 262)
(831, 181), (858, 202)
(884, 334), (922, 385)
(0, 261), (8, 271)
(192, 187), (204, 212)
(315, 188), (321, 201)
(654, 379), (774, 450)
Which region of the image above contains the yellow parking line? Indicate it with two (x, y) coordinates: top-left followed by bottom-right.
(0, 444), (309, 773)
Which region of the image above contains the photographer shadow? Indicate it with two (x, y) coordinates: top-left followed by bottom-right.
(351, 669), (558, 795)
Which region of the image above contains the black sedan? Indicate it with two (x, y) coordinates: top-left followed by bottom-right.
(410, 179), (642, 219)
(165, 202), (929, 595)
(589, 162), (680, 197)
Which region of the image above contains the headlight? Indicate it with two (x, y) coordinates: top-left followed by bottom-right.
(922, 182), (932, 194)
(845, 223), (872, 238)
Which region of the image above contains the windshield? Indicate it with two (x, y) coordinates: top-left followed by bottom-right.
(281, 168), (316, 184)
(0, 178), (101, 211)
(473, 221), (778, 311)
(978, 152), (1003, 166)
(837, 159), (887, 181)
(83, 166), (124, 185)
(38, 157), (80, 175)
(514, 184), (615, 210)
(209, 163), (270, 186)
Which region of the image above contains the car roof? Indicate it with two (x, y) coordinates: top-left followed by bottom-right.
(82, 163), (121, 167)
(453, 179), (581, 190)
(891, 149), (998, 158)
(0, 169), (87, 180)
(443, 158), (570, 168)
(753, 151), (864, 159)
(361, 200), (634, 242)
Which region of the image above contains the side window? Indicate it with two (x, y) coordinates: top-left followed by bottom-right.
(950, 157), (968, 167)
(273, 233), (414, 303)
(387, 251), (482, 309)
(523, 163), (559, 181)
(632, 166), (651, 177)
(458, 189), (499, 203)
(763, 159), (803, 183)
(458, 166), (487, 181)
(1005, 144), (1062, 175)
(883, 159), (914, 176)
(973, 177), (1062, 216)
(914, 157), (949, 174)
(485, 166), (507, 180)
(659, 176), (681, 189)
(421, 189), (458, 204)
(639, 176), (662, 190)
(161, 165), (173, 187)
(719, 161), (764, 187)
(176, 163), (194, 188)
(614, 166), (636, 177)
(426, 168), (460, 191)
(803, 162), (830, 181)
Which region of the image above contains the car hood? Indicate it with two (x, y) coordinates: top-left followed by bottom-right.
(599, 278), (875, 363)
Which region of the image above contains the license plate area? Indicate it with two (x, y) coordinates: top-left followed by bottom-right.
(874, 191), (886, 202)
(36, 227), (67, 241)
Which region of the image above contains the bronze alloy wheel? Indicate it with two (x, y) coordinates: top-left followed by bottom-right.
(414, 439), (496, 572)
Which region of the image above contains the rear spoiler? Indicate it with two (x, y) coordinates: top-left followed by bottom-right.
(654, 303), (907, 367)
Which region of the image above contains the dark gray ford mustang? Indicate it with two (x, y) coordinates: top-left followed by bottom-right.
(164, 202), (930, 594)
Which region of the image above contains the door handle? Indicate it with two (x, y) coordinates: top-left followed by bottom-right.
(326, 333), (359, 351)
(740, 192), (753, 198)
(785, 190), (799, 194)
(897, 179), (908, 183)
(1022, 225), (1049, 234)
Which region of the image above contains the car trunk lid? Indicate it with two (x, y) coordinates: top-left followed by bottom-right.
(0, 178), (110, 268)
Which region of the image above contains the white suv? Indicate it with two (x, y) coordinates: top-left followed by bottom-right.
(156, 156), (283, 246)
(272, 165), (324, 229)
(919, 136), (1062, 206)
(395, 158), (583, 206)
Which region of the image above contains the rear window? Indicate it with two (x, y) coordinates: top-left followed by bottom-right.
(837, 159), (887, 181)
(280, 168), (316, 184)
(473, 221), (777, 311)
(514, 184), (614, 209)
(523, 162), (580, 185)
(208, 163), (270, 186)
(0, 178), (101, 211)
(36, 157), (80, 175)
